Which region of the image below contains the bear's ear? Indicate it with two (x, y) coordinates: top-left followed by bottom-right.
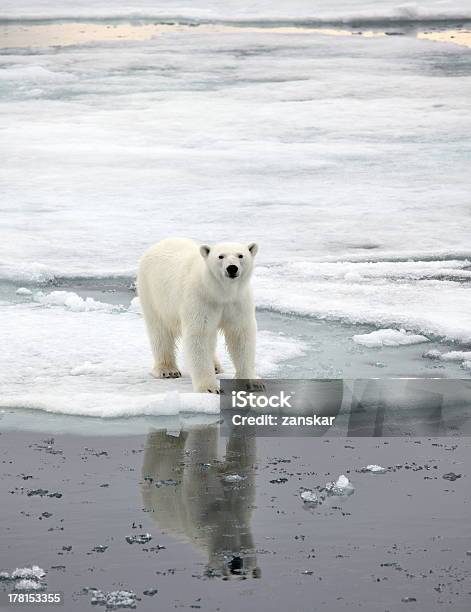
(200, 245), (211, 259)
(248, 243), (258, 257)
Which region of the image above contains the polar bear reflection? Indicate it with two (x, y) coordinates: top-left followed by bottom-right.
(141, 426), (260, 578)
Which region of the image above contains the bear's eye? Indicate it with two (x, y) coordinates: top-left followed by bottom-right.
(218, 255), (224, 259)
(238, 254), (243, 259)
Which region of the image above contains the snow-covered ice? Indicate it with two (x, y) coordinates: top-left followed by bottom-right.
(352, 328), (430, 348)
(1, 25), (470, 347)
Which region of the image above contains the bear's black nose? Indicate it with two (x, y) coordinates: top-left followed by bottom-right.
(226, 265), (239, 278)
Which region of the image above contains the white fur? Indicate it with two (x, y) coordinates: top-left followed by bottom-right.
(137, 238), (258, 393)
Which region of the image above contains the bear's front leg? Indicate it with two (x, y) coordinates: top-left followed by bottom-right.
(223, 314), (257, 381)
(183, 323), (220, 394)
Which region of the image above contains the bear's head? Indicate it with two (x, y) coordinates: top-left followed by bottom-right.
(200, 242), (258, 283)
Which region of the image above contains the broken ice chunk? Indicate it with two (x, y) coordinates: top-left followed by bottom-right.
(300, 490), (318, 504)
(125, 533), (152, 545)
(353, 328), (429, 348)
(90, 589), (107, 606)
(325, 475), (355, 496)
(89, 588), (138, 609)
(92, 545), (108, 553)
(223, 474), (246, 483)
(362, 465), (387, 474)
(104, 590), (137, 610)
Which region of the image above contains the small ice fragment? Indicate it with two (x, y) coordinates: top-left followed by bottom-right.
(325, 475), (355, 496)
(0, 571), (11, 581)
(26, 488), (49, 497)
(223, 474), (246, 483)
(125, 533), (152, 545)
(16, 287), (32, 296)
(362, 465), (387, 474)
(103, 590), (137, 610)
(442, 472), (461, 482)
(90, 589), (107, 605)
(15, 579), (45, 591)
(11, 566), (46, 580)
(92, 545), (108, 553)
(423, 349), (442, 360)
(300, 490), (318, 504)
(401, 596), (417, 603)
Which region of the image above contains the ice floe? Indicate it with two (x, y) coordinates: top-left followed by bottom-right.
(0, 297), (305, 417)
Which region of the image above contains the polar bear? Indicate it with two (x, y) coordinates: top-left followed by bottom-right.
(137, 238), (259, 393)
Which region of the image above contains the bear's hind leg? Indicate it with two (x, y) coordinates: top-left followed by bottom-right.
(146, 317), (181, 379)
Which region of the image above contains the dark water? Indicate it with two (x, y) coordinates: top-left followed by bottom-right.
(1, 427), (470, 611)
